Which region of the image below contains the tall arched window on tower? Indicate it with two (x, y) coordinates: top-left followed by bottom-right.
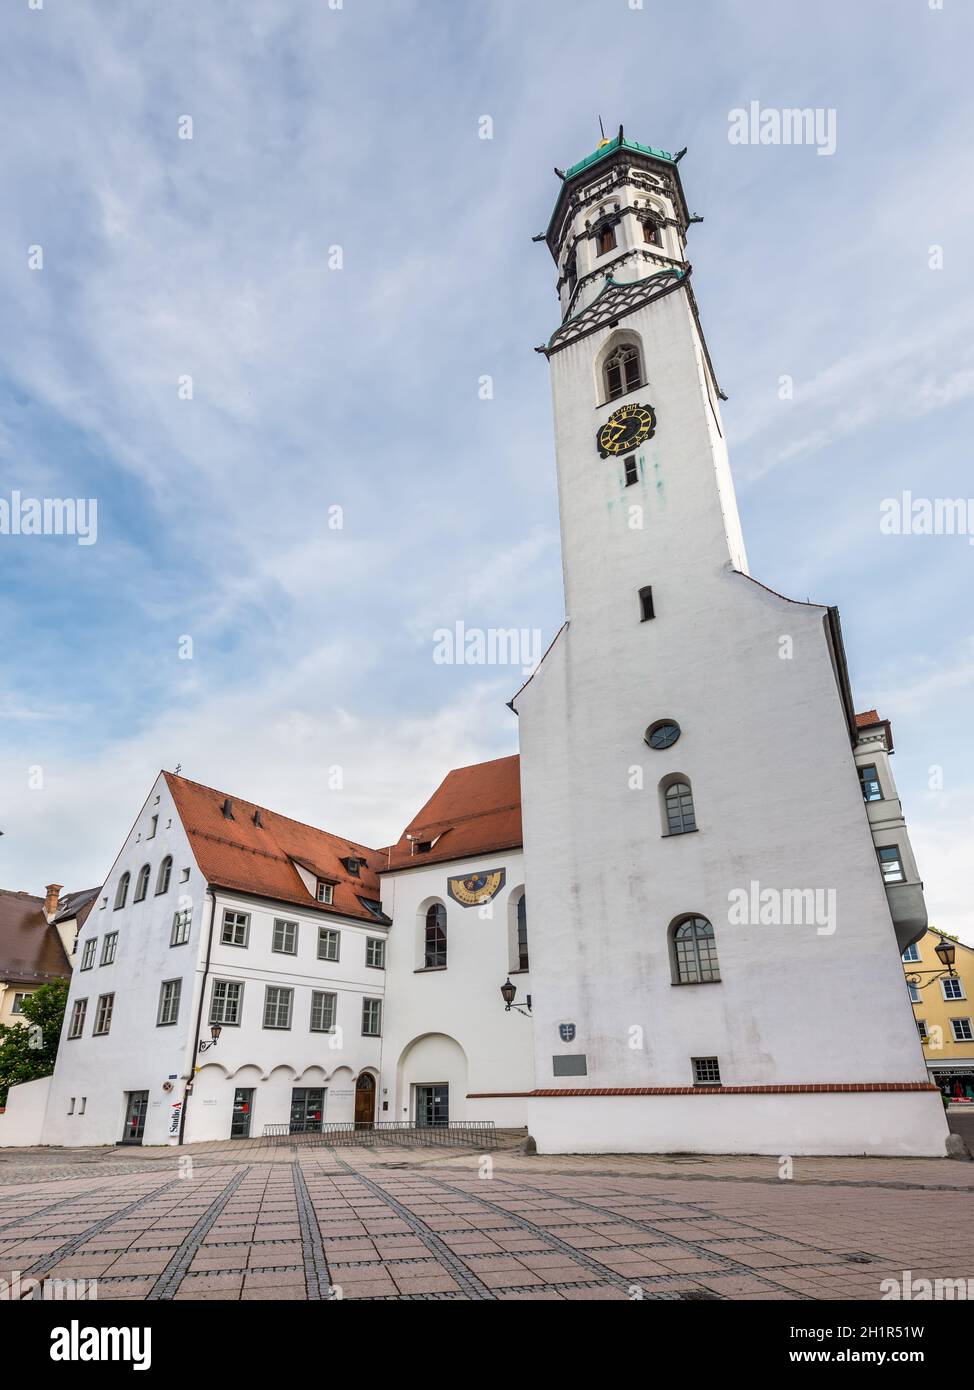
(604, 342), (643, 401)
(671, 915), (720, 984)
(642, 217), (662, 247)
(565, 250), (577, 296)
(516, 893), (529, 971)
(662, 777), (696, 835)
(424, 903), (447, 968)
(596, 221), (616, 255)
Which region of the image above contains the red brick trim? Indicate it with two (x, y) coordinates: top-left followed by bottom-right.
(467, 1082), (938, 1098)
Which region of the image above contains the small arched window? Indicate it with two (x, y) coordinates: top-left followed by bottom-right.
(155, 856), (172, 896)
(673, 916), (720, 983)
(664, 780), (696, 835)
(114, 872), (130, 910)
(597, 222), (616, 256)
(516, 894), (529, 971)
(134, 864), (151, 902)
(424, 903), (447, 968)
(565, 251), (577, 295)
(604, 342), (642, 401)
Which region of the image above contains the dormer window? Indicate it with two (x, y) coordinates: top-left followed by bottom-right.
(415, 841), (432, 854)
(317, 881), (334, 905)
(340, 856), (362, 877)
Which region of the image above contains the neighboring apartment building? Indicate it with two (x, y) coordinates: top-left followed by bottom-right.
(0, 884), (97, 1027)
(903, 931), (974, 1100)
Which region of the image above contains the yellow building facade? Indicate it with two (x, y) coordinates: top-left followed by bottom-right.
(903, 931), (974, 1100)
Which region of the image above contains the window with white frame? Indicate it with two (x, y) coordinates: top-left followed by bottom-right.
(170, 909), (192, 946)
(907, 981), (921, 1004)
(210, 979), (243, 1026)
(147, 815), (158, 839)
(157, 979), (182, 1026)
(80, 938), (97, 971)
(362, 997), (382, 1037)
(68, 998), (87, 1039)
(100, 932), (118, 966)
(310, 991), (337, 1032)
(317, 927), (340, 962)
(11, 992), (29, 1014)
(366, 937), (385, 969)
(272, 919), (299, 955)
(93, 993), (114, 1035)
(942, 977), (965, 1001)
(263, 985), (293, 1030)
(316, 881), (334, 905)
(916, 1018), (928, 1041)
(950, 1018), (973, 1042)
(902, 943), (921, 962)
(221, 910), (250, 947)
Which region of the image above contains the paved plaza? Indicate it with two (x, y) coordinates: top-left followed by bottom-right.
(0, 1134), (971, 1301)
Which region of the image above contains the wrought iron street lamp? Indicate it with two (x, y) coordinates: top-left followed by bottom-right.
(500, 979), (532, 1016)
(905, 935), (958, 991)
(198, 1022), (222, 1052)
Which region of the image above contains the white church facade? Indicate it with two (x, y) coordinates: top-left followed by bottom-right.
(1, 131), (947, 1157)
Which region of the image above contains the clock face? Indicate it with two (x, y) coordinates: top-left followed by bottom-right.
(447, 868), (506, 908)
(596, 402), (657, 458)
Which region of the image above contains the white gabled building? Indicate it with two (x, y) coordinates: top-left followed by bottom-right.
(39, 771), (390, 1147)
(20, 760), (533, 1148)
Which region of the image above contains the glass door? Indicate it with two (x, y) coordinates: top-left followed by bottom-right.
(415, 1084), (449, 1127)
(289, 1087), (325, 1133)
(230, 1088), (254, 1138)
(122, 1091), (149, 1144)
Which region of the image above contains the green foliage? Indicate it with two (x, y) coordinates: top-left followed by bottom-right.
(0, 979), (69, 1107)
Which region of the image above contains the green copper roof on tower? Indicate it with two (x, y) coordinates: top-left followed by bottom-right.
(565, 133), (675, 180)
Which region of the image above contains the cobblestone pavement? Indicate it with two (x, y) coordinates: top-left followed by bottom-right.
(0, 1141), (971, 1301)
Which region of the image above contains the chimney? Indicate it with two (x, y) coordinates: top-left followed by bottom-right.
(44, 883), (63, 921)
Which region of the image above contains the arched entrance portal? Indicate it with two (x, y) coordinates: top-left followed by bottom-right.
(354, 1073), (376, 1130)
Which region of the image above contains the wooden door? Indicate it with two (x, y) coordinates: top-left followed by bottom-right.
(354, 1074), (375, 1129)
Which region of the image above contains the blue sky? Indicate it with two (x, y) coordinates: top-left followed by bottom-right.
(1, 0), (972, 940)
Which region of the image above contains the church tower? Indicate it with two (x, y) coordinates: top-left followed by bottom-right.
(513, 131), (947, 1156)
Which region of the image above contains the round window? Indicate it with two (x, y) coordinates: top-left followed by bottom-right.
(645, 720), (681, 750)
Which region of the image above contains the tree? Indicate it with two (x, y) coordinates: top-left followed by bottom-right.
(0, 979), (68, 1107)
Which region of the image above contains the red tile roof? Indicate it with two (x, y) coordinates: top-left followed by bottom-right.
(855, 709), (881, 727)
(382, 755), (522, 871)
(855, 708), (893, 751)
(163, 773), (388, 925)
(0, 890), (72, 986)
